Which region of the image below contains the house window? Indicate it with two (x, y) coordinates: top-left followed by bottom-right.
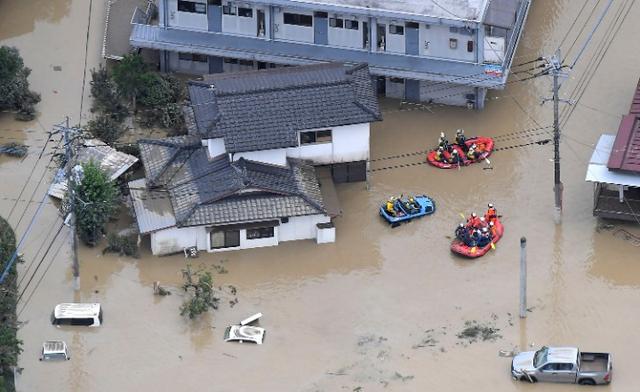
(345, 19), (359, 30)
(283, 13), (313, 27)
(389, 77), (405, 84)
(238, 7), (252, 17)
(178, 53), (208, 62)
(329, 18), (343, 28)
(178, 0), (206, 14)
(223, 58), (239, 64)
(222, 4), (236, 15)
(389, 25), (404, 35)
(467, 40), (474, 52)
(246, 226), (275, 240)
(300, 129), (332, 145)
(238, 59), (254, 66)
(210, 230), (240, 249)
(449, 38), (458, 49)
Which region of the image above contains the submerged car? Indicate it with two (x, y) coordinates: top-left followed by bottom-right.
(511, 346), (612, 385)
(40, 341), (70, 361)
(224, 313), (265, 345)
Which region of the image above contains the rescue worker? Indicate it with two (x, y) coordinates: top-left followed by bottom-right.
(485, 203), (497, 223)
(478, 216), (488, 229)
(489, 220), (497, 237)
(466, 144), (478, 160)
(385, 197), (396, 216)
(467, 212), (481, 228)
(455, 129), (466, 146)
(469, 228), (481, 247)
(455, 223), (466, 241)
(438, 132), (449, 150)
(449, 149), (462, 165)
(478, 227), (491, 247)
(434, 147), (445, 162)
(408, 196), (420, 210)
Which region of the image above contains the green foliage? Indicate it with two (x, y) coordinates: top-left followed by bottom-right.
(0, 216), (20, 392)
(112, 54), (148, 110)
(138, 73), (186, 132)
(102, 233), (139, 258)
(0, 46), (41, 121)
(89, 66), (128, 122)
(72, 162), (119, 246)
(180, 266), (219, 319)
(85, 114), (126, 145)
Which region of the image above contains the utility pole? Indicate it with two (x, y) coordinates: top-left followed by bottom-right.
(61, 117), (80, 291)
(542, 49), (572, 224)
(519, 237), (527, 319)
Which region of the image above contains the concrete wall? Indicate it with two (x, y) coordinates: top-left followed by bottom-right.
(273, 8), (314, 43)
(168, 51), (209, 74)
(150, 226), (207, 256)
(167, 0), (208, 30)
(385, 78), (405, 99)
(327, 15), (366, 49)
(419, 80), (476, 107)
(419, 24), (476, 62)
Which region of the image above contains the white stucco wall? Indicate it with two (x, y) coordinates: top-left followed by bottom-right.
(233, 148), (288, 166)
(286, 123), (370, 164)
(207, 138), (226, 158)
(167, 0), (208, 30)
(150, 226), (207, 256)
(279, 214), (330, 242)
(168, 51), (210, 74)
(273, 8), (314, 43)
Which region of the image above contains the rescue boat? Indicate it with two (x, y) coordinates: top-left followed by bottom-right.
(426, 136), (495, 169)
(450, 218), (504, 258)
(379, 195), (436, 225)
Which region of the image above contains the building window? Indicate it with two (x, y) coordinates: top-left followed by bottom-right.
(300, 129), (332, 145)
(178, 0), (206, 14)
(329, 17), (343, 28)
(283, 13), (313, 27)
(208, 0), (222, 5)
(223, 58), (239, 64)
(345, 19), (359, 30)
(467, 40), (474, 52)
(178, 53), (208, 62)
(389, 25), (404, 35)
(239, 59), (254, 66)
(237, 7), (252, 17)
(389, 77), (405, 84)
(246, 226), (275, 240)
(222, 4), (236, 15)
(210, 230), (240, 249)
(449, 38), (458, 49)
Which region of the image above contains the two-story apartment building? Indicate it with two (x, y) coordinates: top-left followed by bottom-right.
(129, 63), (380, 255)
(129, 0), (531, 108)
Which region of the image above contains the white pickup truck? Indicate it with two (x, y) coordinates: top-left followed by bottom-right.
(511, 346), (612, 385)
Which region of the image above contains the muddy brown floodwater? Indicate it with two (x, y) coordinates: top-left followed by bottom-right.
(2, 0), (640, 391)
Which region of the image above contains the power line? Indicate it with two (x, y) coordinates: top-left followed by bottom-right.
(567, 0), (616, 69)
(557, 0), (596, 52)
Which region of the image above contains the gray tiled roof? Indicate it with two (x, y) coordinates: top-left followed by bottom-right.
(187, 63), (381, 153)
(136, 139), (326, 228)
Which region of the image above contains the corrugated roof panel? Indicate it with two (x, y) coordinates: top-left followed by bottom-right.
(129, 179), (177, 234)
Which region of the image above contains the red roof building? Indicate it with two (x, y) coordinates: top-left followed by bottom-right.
(607, 79), (640, 173)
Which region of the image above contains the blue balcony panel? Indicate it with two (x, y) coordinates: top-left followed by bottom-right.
(130, 24), (509, 89)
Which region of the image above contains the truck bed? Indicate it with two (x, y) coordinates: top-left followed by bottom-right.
(580, 352), (610, 373)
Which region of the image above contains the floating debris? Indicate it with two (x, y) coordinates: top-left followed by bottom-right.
(0, 142), (28, 158)
(457, 320), (502, 343)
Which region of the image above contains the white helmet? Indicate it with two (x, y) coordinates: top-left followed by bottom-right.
(459, 223), (465, 228)
(440, 132), (445, 138)
(489, 221), (495, 226)
(452, 149), (458, 154)
(480, 217), (485, 222)
(488, 203), (494, 208)
(456, 129), (462, 135)
(482, 227), (488, 233)
(471, 143), (477, 149)
(471, 213), (477, 218)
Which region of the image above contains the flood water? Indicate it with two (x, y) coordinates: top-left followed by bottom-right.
(1, 0), (640, 391)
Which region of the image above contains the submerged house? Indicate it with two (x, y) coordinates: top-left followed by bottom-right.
(129, 0), (531, 108)
(130, 62), (380, 255)
(586, 79), (640, 223)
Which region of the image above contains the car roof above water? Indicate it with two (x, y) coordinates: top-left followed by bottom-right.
(547, 347), (579, 364)
(53, 303), (101, 319)
(43, 340), (67, 354)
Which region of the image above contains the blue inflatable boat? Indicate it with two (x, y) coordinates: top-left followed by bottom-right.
(379, 195), (436, 225)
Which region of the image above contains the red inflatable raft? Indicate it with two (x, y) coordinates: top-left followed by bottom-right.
(426, 136), (495, 169)
(450, 218), (504, 258)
